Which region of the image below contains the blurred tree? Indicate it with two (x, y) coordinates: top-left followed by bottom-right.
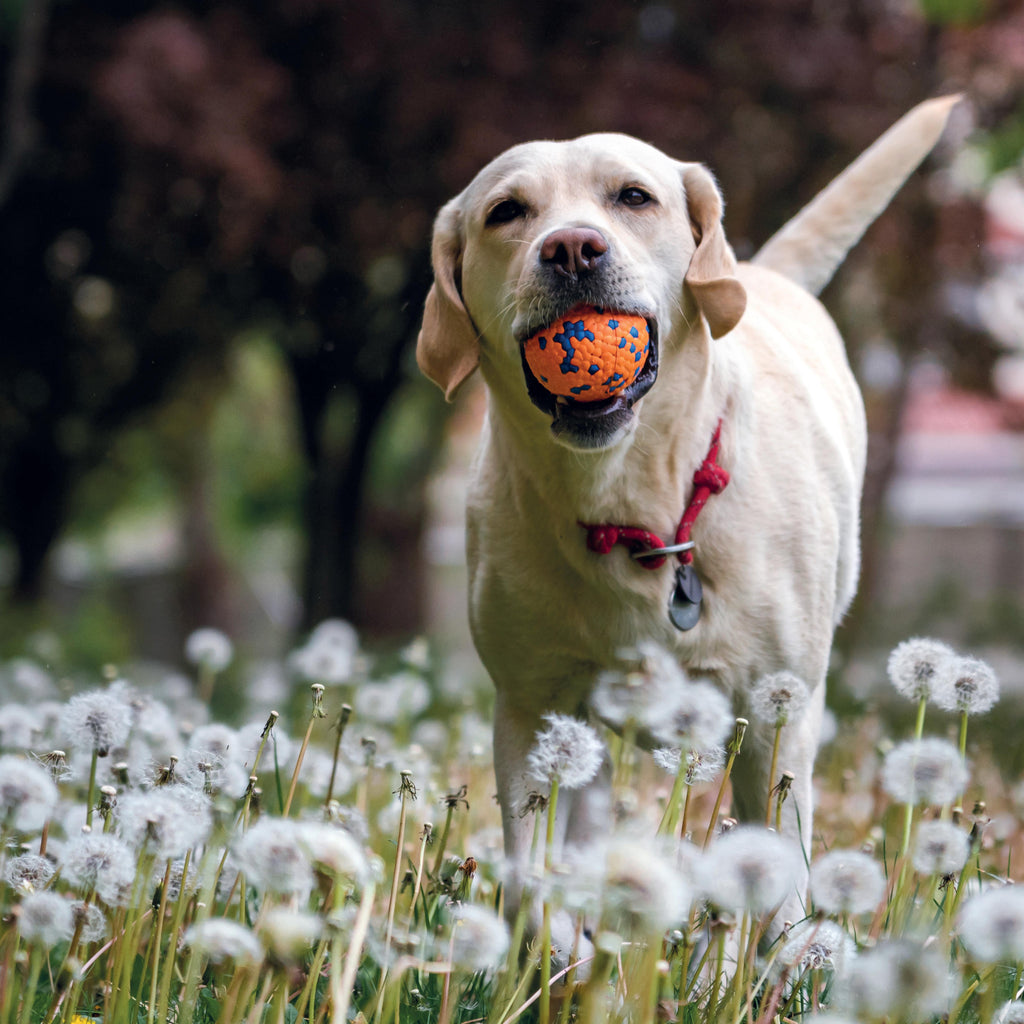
(0, 0), (1019, 643)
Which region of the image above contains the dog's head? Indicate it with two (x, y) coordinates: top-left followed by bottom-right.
(417, 134), (746, 451)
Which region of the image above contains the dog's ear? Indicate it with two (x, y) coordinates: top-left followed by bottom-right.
(417, 198), (480, 400)
(680, 164), (747, 339)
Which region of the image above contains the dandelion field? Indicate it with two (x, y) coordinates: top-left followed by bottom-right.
(3, 623), (1024, 1023)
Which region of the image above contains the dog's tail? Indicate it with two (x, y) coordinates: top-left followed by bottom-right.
(751, 95), (960, 296)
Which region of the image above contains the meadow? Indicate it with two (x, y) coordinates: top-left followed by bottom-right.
(2, 621), (1024, 1024)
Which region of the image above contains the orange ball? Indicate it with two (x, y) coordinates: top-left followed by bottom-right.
(523, 306), (650, 401)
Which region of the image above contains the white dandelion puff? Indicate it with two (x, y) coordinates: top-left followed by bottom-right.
(60, 832), (137, 906)
(448, 903), (510, 972)
(699, 825), (801, 914)
(912, 820), (971, 876)
(880, 737), (967, 806)
(602, 836), (691, 934)
(653, 746), (725, 784)
(71, 900), (109, 943)
(232, 817), (314, 897)
(809, 849), (886, 916)
(298, 821), (368, 883)
(838, 939), (951, 1022)
(778, 918), (856, 975)
(0, 755), (58, 832)
(0, 703), (44, 750)
(4, 853), (55, 892)
(17, 891), (74, 947)
(887, 637), (956, 703)
(185, 918), (264, 966)
(185, 628), (234, 672)
(116, 787), (213, 860)
(933, 655), (999, 715)
(59, 690), (133, 756)
(750, 671), (811, 726)
(258, 908), (322, 966)
(591, 642), (684, 727)
(187, 723), (240, 761)
(647, 679), (733, 755)
(526, 713), (604, 790)
(958, 886), (1024, 963)
(995, 1000), (1024, 1024)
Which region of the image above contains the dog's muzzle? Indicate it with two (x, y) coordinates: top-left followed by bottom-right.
(519, 317), (659, 450)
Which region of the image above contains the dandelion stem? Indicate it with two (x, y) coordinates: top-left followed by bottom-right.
(283, 683), (326, 816)
(331, 879), (376, 1024)
(704, 719), (747, 848)
(324, 703), (353, 812)
(658, 752), (690, 836)
(765, 723), (782, 825)
(433, 801), (457, 877)
(539, 774), (560, 1024)
(383, 770), (416, 967)
(84, 746), (98, 828)
(18, 946), (43, 1024)
(146, 859), (173, 1024)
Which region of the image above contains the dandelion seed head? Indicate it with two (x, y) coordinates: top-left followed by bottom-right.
(779, 919), (855, 974)
(652, 747), (681, 774)
(298, 821), (368, 882)
(881, 737), (968, 806)
(232, 817), (314, 897)
(887, 637), (956, 703)
(291, 618), (358, 684)
(838, 939), (951, 1022)
(175, 749), (249, 800)
(59, 690), (133, 756)
(809, 849), (886, 915)
(958, 886), (1024, 963)
(17, 891), (74, 947)
(602, 836), (691, 934)
(185, 627), (234, 671)
(0, 755), (58, 832)
(325, 802), (369, 843)
(258, 908), (322, 966)
(749, 671), (811, 726)
(188, 723), (240, 762)
(4, 853), (56, 892)
(185, 918), (264, 966)
(71, 900), (109, 943)
(5, 659), (56, 701)
(354, 673), (431, 724)
(116, 787), (212, 860)
(60, 832), (137, 906)
(647, 679), (733, 754)
(591, 642), (685, 727)
(526, 713), (604, 790)
(913, 820), (971, 876)
(995, 1000), (1024, 1024)
(448, 903), (510, 972)
(686, 746), (726, 784)
(933, 655), (999, 715)
(0, 703), (44, 750)
(699, 825), (801, 914)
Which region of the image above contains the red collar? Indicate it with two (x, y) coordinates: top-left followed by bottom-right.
(579, 420), (729, 570)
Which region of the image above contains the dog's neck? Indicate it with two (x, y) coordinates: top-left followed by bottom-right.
(479, 321), (732, 536)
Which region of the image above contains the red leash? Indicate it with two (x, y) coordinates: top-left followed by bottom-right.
(579, 420), (729, 571)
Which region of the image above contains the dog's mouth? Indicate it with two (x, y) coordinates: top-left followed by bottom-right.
(519, 314), (659, 449)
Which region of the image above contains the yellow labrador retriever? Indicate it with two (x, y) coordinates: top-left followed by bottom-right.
(418, 97), (957, 937)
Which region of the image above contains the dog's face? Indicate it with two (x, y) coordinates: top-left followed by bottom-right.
(418, 133), (747, 451)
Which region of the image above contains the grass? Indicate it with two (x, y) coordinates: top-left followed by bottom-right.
(1, 628), (1024, 1023)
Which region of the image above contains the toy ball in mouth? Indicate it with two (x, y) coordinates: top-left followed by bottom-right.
(523, 306), (650, 402)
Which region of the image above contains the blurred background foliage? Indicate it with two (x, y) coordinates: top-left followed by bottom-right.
(0, 0), (1022, 670)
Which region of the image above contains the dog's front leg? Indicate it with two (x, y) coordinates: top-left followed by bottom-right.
(727, 684), (825, 930)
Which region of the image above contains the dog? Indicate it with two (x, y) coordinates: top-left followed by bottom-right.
(417, 96), (958, 942)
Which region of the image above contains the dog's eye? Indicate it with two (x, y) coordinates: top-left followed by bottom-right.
(486, 199), (526, 226)
(618, 187), (653, 208)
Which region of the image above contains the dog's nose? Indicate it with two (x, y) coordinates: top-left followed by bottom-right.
(540, 228), (608, 280)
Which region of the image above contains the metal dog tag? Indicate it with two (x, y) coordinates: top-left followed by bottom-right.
(669, 565), (703, 631)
